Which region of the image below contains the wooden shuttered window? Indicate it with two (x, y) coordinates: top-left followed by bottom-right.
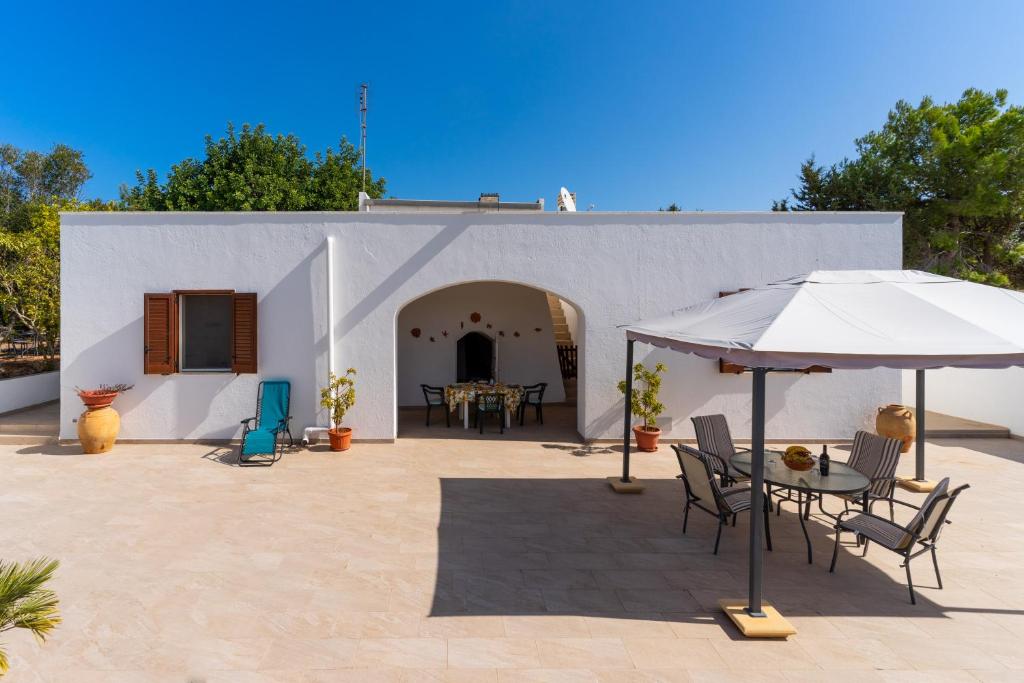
(231, 293), (258, 374)
(143, 291), (258, 375)
(144, 293), (177, 374)
(716, 290), (831, 375)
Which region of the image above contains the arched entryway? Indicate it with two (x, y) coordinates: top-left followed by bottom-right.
(395, 280), (583, 439)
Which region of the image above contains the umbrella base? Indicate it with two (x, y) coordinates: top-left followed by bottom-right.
(606, 476), (645, 494)
(896, 475), (938, 493)
(719, 599), (796, 638)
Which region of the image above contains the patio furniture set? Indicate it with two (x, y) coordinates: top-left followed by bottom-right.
(672, 413), (968, 605)
(421, 381), (547, 433)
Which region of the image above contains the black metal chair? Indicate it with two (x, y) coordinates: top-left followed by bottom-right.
(421, 384), (450, 427)
(691, 414), (749, 487)
(819, 430), (903, 520)
(518, 382), (547, 426)
(830, 477), (969, 604)
(476, 392), (505, 434)
(671, 444), (772, 555)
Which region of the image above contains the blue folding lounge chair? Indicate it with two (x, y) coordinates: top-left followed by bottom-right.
(239, 380), (293, 466)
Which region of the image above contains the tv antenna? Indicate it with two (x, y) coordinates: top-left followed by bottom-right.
(359, 83), (368, 193)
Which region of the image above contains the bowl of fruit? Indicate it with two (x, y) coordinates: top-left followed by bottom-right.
(782, 445), (815, 471)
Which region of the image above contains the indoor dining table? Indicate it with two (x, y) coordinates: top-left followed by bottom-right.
(731, 449), (870, 564)
(444, 382), (525, 429)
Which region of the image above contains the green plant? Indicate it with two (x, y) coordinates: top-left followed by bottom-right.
(617, 362), (667, 431)
(320, 368), (356, 429)
(0, 558), (61, 675)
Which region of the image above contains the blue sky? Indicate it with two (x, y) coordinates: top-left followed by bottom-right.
(4, 1), (1023, 210)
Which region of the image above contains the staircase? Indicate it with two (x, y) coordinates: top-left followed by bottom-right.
(546, 294), (577, 404)
(0, 400), (58, 444)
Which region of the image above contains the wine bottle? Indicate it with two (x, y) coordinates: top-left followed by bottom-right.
(819, 444), (830, 476)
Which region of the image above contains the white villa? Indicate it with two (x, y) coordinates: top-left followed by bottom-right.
(58, 196), (902, 443)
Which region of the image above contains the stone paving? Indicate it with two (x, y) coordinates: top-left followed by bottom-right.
(3, 414), (1024, 681)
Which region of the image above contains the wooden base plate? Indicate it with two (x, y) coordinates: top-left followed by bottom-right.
(896, 475), (938, 493)
(719, 599), (796, 638)
(606, 476), (645, 494)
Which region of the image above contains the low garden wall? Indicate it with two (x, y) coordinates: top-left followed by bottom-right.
(903, 367), (1024, 437)
(0, 371), (59, 415)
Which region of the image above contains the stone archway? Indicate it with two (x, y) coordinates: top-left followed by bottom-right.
(394, 280), (584, 439)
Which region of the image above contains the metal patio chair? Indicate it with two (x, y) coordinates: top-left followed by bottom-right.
(475, 391), (505, 434)
(518, 382), (547, 425)
(691, 414), (749, 487)
(820, 430), (903, 520)
(421, 384), (450, 427)
(239, 380), (293, 466)
(672, 444), (771, 555)
(829, 477), (969, 604)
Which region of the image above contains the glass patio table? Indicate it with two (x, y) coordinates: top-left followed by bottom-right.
(731, 449), (870, 565)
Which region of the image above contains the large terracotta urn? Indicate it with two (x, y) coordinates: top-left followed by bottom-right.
(78, 406), (121, 454)
(875, 404), (916, 453)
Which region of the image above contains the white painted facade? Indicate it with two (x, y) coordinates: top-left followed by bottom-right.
(396, 282), (565, 406)
(0, 371), (59, 415)
(59, 211), (903, 442)
(902, 368), (1024, 436)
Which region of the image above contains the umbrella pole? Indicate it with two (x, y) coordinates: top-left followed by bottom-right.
(719, 367), (793, 636)
(608, 339), (643, 493)
(915, 369), (926, 481)
(747, 367), (767, 617)
(621, 339), (635, 483)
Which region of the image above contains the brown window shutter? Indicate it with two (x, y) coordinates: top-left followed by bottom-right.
(144, 293), (177, 374)
(232, 293), (258, 373)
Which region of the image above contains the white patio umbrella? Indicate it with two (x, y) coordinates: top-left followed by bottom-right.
(617, 270), (1024, 635)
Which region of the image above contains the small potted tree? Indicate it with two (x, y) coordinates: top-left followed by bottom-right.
(320, 368), (356, 451)
(617, 362), (666, 452)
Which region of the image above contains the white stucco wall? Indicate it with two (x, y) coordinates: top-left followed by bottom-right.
(902, 368), (1024, 436)
(0, 371), (59, 414)
(60, 211), (902, 442)
(396, 282), (566, 406)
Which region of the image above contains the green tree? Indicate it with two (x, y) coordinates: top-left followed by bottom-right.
(0, 199), (115, 362)
(1, 144), (91, 231)
(775, 89), (1024, 287)
(121, 123), (386, 211)
(0, 558), (61, 675)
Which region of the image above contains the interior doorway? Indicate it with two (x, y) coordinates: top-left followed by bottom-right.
(457, 332), (494, 382)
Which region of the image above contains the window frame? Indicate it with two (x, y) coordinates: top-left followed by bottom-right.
(143, 290), (258, 375)
(177, 291), (236, 373)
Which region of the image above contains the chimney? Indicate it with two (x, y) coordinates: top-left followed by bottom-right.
(478, 193), (500, 209)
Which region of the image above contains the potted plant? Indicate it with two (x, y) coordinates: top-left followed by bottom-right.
(74, 383), (133, 454)
(320, 368), (356, 451)
(75, 383), (133, 410)
(617, 362), (666, 452)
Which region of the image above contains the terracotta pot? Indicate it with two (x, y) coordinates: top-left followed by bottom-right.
(78, 391), (118, 409)
(633, 425), (661, 452)
(78, 406), (120, 454)
(328, 427), (352, 452)
(875, 404), (916, 453)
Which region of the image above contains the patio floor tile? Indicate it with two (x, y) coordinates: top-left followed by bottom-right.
(3, 422), (1024, 678)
